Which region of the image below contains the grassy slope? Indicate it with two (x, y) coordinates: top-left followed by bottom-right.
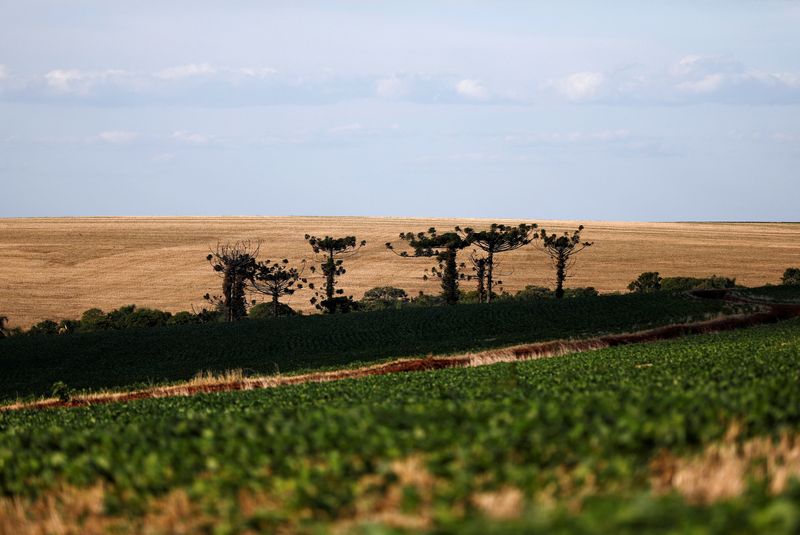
(1, 318), (799, 533)
(0, 293), (729, 400)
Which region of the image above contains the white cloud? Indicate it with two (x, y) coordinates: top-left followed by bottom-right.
(0, 65), (7, 81)
(376, 76), (408, 98)
(171, 130), (211, 145)
(677, 73), (725, 94)
(44, 68), (128, 94)
(156, 63), (216, 80)
(237, 67), (277, 78)
(553, 71), (605, 101)
(95, 130), (138, 144)
(455, 78), (489, 100)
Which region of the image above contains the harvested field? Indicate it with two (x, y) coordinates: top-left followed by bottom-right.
(0, 217), (798, 328)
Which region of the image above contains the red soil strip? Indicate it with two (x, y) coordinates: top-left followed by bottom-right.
(6, 292), (800, 412)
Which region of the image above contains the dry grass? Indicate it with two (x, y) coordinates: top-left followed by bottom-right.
(1, 217), (798, 328)
(651, 426), (800, 504)
(7, 428), (798, 535)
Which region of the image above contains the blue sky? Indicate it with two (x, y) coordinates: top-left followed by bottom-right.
(1, 1), (799, 220)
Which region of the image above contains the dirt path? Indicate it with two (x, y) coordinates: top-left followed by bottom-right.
(4, 291), (799, 412)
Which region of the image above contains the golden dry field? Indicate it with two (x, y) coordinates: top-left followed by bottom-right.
(0, 217), (798, 329)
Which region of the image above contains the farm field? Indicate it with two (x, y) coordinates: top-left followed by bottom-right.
(2, 319), (799, 533)
(0, 292), (735, 401)
(1, 217), (798, 329)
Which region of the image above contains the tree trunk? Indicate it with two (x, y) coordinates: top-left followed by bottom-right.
(325, 251), (335, 301)
(555, 251), (566, 299)
(486, 250), (494, 303)
(272, 292), (280, 317)
(442, 248), (459, 305)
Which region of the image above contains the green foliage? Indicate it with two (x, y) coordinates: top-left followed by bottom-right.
(388, 228), (470, 304)
(783, 267), (800, 286)
(248, 302), (298, 319)
(250, 258), (306, 317)
(49, 381), (71, 402)
(736, 285), (800, 304)
(456, 223), (537, 303)
(661, 275), (737, 292)
(627, 271), (662, 293)
(110, 306), (172, 329)
(515, 285), (598, 299)
(1, 320), (799, 531)
(0, 293), (729, 400)
(536, 225), (593, 298)
(78, 308), (108, 331)
(167, 311), (201, 325)
(205, 241), (260, 322)
(27, 319), (59, 336)
(359, 286), (410, 311)
(305, 234), (366, 314)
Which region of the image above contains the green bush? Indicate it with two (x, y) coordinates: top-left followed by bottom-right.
(661, 275), (737, 293)
(27, 319), (59, 336)
(515, 285), (598, 299)
(627, 272), (662, 293)
(248, 302), (298, 319)
(167, 311), (201, 325)
(515, 285), (554, 299)
(359, 286), (410, 311)
(783, 268), (800, 286)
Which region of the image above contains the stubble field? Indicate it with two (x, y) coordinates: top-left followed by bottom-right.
(0, 217), (798, 328)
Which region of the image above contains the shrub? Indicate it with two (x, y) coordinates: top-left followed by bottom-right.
(79, 308), (109, 331)
(27, 320), (59, 336)
(782, 268), (800, 286)
(515, 285), (554, 299)
(167, 311), (201, 325)
(248, 302), (298, 319)
(406, 292), (446, 307)
(627, 272), (662, 293)
(122, 308), (172, 329)
(563, 287), (599, 298)
(661, 275), (737, 293)
(50, 381), (71, 402)
(360, 287), (410, 311)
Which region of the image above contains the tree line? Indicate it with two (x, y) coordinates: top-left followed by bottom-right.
(2, 224), (798, 337)
(206, 223), (593, 321)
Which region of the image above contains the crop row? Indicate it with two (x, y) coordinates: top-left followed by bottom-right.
(0, 292), (731, 400)
(1, 318), (798, 531)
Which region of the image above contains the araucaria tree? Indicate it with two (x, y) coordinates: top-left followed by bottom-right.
(205, 241), (259, 321)
(387, 228), (470, 305)
(468, 253), (488, 303)
(250, 259), (306, 317)
(457, 223), (537, 303)
(305, 235), (366, 313)
(0, 315), (8, 338)
(536, 225), (593, 299)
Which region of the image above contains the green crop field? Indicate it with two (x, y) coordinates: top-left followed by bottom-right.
(736, 284), (800, 304)
(1, 318), (799, 533)
(0, 293), (733, 401)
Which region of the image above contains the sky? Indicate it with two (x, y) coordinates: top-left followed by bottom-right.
(1, 1), (799, 221)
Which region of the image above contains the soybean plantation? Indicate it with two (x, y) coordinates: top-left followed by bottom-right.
(0, 292), (734, 400)
(1, 319), (799, 533)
